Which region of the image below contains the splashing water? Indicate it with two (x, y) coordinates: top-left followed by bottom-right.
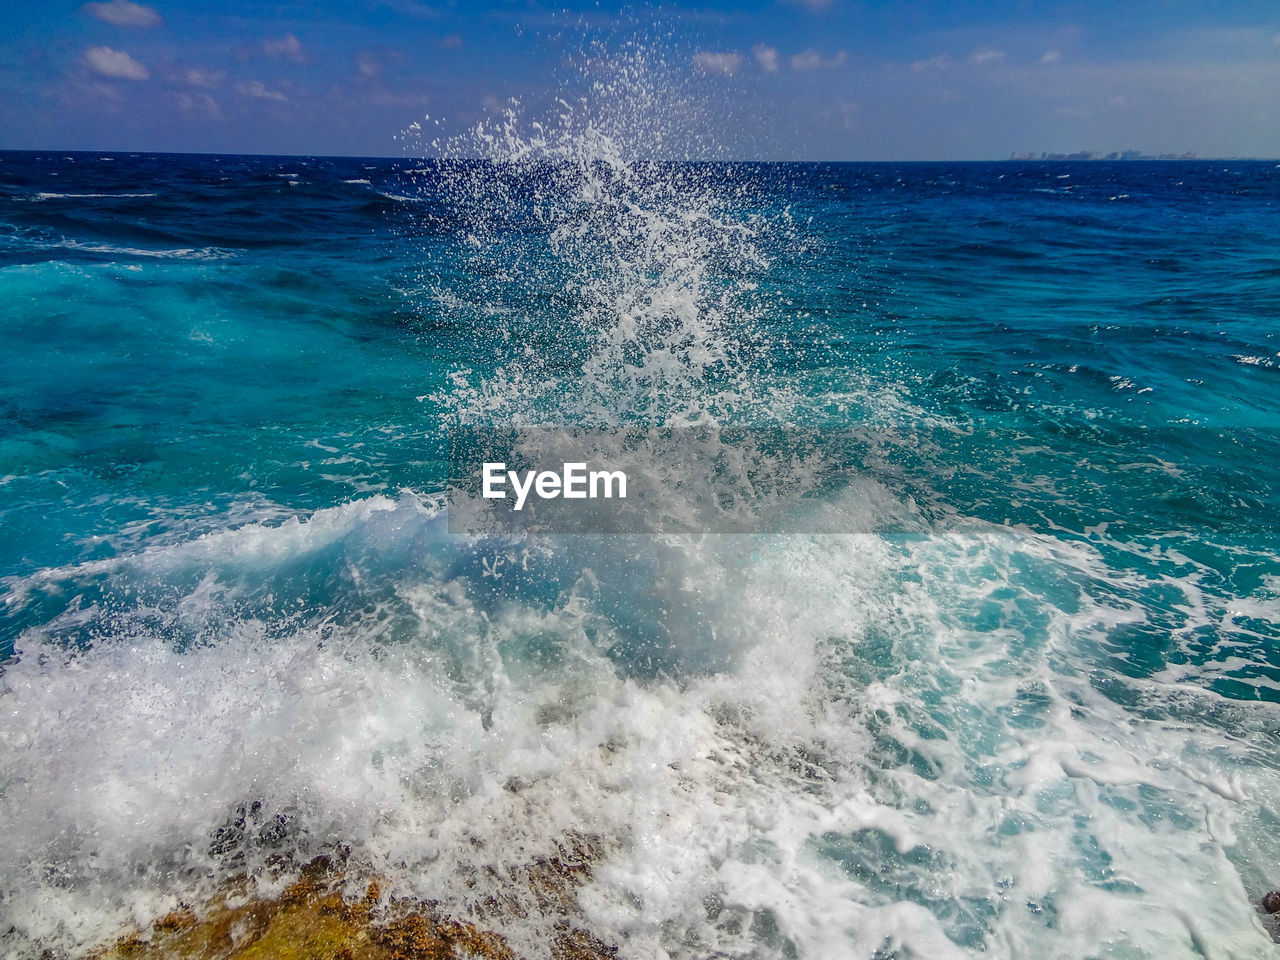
(405, 48), (806, 429)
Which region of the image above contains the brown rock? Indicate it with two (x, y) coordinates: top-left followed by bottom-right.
(85, 832), (617, 960)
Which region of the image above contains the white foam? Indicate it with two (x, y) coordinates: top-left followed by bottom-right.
(21, 192), (157, 201)
(0, 228), (237, 261)
(3, 499), (1278, 958)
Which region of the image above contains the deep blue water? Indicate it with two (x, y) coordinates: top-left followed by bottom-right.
(1, 149), (1279, 958)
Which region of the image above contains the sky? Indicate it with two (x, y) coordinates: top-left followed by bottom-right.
(0, 0), (1278, 160)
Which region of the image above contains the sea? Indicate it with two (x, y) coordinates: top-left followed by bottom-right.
(1, 113), (1279, 959)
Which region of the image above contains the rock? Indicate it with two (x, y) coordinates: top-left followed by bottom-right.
(85, 834), (615, 960)
(1262, 890), (1280, 914)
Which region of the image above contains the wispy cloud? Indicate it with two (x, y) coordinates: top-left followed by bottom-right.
(817, 100), (859, 131)
(790, 49), (846, 72)
(173, 91), (221, 119)
(356, 46), (404, 78)
(83, 46), (149, 80)
(263, 34), (306, 63)
(373, 0), (442, 20)
(783, 0), (836, 11)
(180, 67), (222, 88)
(967, 48), (1006, 66)
(62, 79), (126, 108)
(237, 80), (287, 101)
(357, 51), (383, 77)
(692, 51), (743, 75)
(81, 0), (161, 28)
(1040, 49), (1063, 64)
(910, 54), (950, 73)
(753, 44), (779, 73)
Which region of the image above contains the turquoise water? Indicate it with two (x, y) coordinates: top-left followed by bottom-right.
(2, 135), (1279, 959)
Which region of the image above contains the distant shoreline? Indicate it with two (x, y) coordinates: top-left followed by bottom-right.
(1009, 150), (1202, 161)
(2, 148), (1279, 164)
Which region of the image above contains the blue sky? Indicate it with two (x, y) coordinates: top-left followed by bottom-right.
(1, 0), (1278, 159)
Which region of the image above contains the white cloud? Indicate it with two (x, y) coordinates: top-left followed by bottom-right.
(1108, 94), (1129, 108)
(357, 51), (383, 77)
(237, 80), (287, 101)
(181, 67), (221, 88)
(1040, 49), (1063, 64)
(910, 54), (950, 72)
(83, 46), (149, 80)
(173, 91), (221, 119)
(968, 48), (1006, 66)
(82, 0), (161, 28)
(753, 44), (779, 73)
(790, 48), (846, 72)
(263, 33), (306, 63)
(692, 51), (743, 75)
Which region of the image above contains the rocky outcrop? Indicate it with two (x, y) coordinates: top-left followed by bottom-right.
(91, 836), (615, 960)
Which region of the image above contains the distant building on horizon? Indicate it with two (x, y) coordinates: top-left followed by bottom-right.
(1008, 149), (1199, 161)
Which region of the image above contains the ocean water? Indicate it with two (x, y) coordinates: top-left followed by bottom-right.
(2, 122), (1280, 959)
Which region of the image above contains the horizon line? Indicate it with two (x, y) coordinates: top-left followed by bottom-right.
(3, 147), (1278, 164)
